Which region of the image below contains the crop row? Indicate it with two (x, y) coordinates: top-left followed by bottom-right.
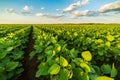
(0, 25), (31, 80)
(0, 24), (120, 80)
(31, 24), (120, 80)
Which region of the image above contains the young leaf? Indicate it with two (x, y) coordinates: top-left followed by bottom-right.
(60, 56), (68, 67)
(111, 63), (117, 77)
(80, 63), (91, 73)
(81, 51), (92, 61)
(48, 63), (60, 75)
(96, 76), (114, 80)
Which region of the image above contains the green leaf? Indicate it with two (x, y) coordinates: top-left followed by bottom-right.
(70, 48), (78, 58)
(29, 51), (36, 60)
(48, 63), (60, 75)
(79, 74), (89, 80)
(73, 67), (89, 80)
(55, 44), (61, 52)
(15, 68), (24, 75)
(81, 51), (92, 61)
(96, 76), (114, 80)
(0, 52), (7, 60)
(0, 74), (7, 80)
(62, 44), (67, 52)
(111, 48), (120, 56)
(101, 64), (111, 74)
(47, 54), (53, 62)
(72, 58), (83, 66)
(6, 62), (19, 71)
(55, 57), (60, 64)
(0, 66), (5, 73)
(37, 54), (43, 61)
(89, 74), (98, 80)
(111, 63), (117, 77)
(98, 51), (104, 56)
(51, 37), (57, 43)
(13, 51), (23, 60)
(73, 68), (84, 80)
(60, 68), (69, 80)
(6, 47), (13, 52)
(60, 56), (68, 67)
(80, 63), (91, 73)
(90, 66), (96, 73)
(48, 60), (56, 66)
(36, 62), (49, 77)
(7, 71), (14, 79)
(93, 65), (101, 75)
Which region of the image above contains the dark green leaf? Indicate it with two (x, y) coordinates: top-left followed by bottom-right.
(101, 64), (111, 74)
(6, 62), (19, 71)
(36, 62), (49, 77)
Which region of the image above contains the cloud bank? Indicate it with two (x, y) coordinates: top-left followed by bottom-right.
(63, 0), (89, 13)
(4, 0), (120, 20)
(5, 8), (16, 14)
(99, 1), (120, 13)
(36, 13), (64, 19)
(23, 6), (31, 11)
(71, 10), (99, 18)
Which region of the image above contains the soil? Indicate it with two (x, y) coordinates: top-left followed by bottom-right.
(17, 26), (38, 80)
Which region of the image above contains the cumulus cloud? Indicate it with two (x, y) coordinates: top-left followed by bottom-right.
(63, 0), (89, 13)
(36, 13), (45, 17)
(36, 13), (64, 19)
(41, 7), (45, 10)
(71, 10), (99, 18)
(5, 8), (33, 16)
(23, 6), (31, 11)
(21, 11), (33, 15)
(81, 0), (89, 5)
(56, 9), (60, 11)
(5, 8), (16, 13)
(99, 1), (120, 13)
(21, 6), (33, 15)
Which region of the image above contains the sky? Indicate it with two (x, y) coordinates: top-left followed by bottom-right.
(0, 0), (120, 24)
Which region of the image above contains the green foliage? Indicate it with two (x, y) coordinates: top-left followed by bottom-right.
(36, 62), (49, 77)
(1, 24), (119, 80)
(32, 24), (120, 80)
(0, 25), (31, 80)
(111, 63), (117, 77)
(6, 62), (19, 71)
(48, 63), (60, 75)
(101, 64), (111, 74)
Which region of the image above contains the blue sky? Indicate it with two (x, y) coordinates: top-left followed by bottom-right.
(0, 0), (120, 24)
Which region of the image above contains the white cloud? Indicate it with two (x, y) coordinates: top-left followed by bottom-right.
(71, 10), (89, 17)
(5, 8), (16, 13)
(99, 1), (120, 13)
(36, 13), (63, 19)
(71, 10), (99, 18)
(41, 7), (45, 10)
(56, 9), (60, 11)
(5, 7), (33, 16)
(22, 6), (33, 15)
(21, 11), (33, 15)
(23, 6), (31, 11)
(63, 0), (89, 13)
(36, 13), (45, 17)
(63, 1), (81, 12)
(81, 0), (89, 5)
